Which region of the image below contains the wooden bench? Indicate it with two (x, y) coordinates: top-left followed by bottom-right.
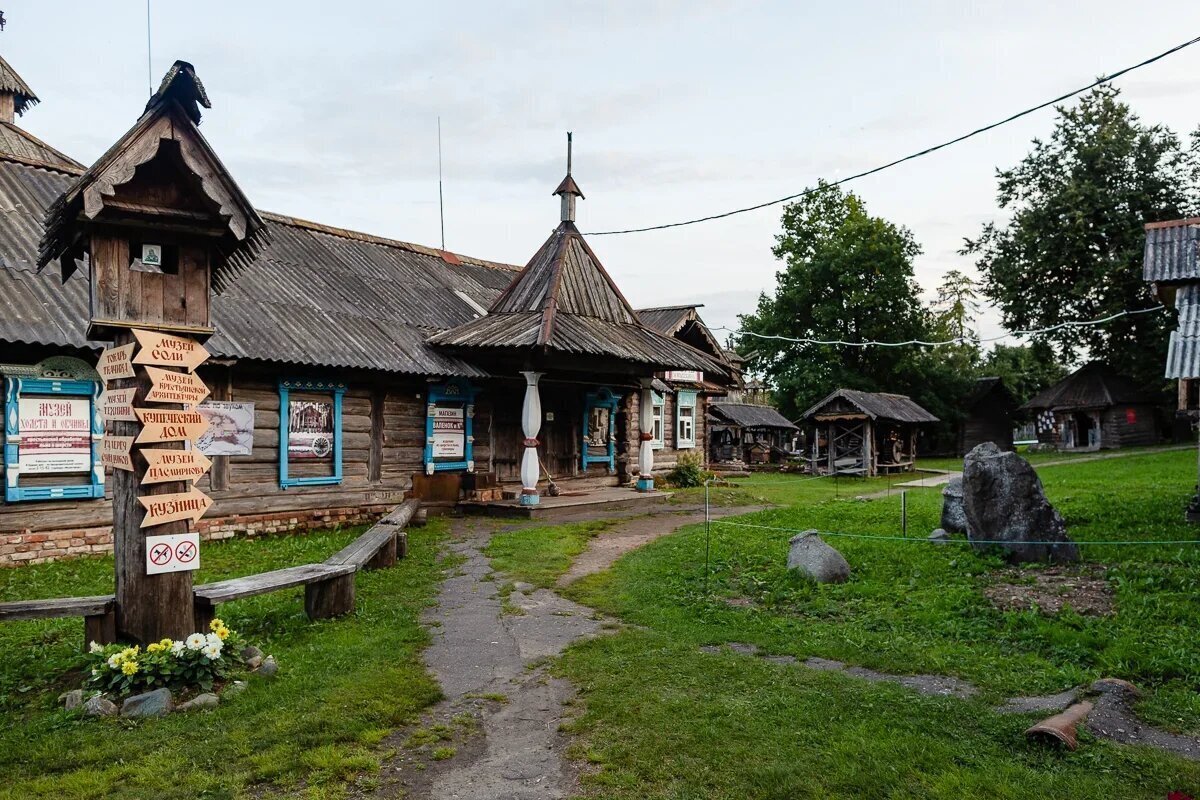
(194, 499), (422, 626)
(194, 563), (358, 628)
(0, 594), (117, 649)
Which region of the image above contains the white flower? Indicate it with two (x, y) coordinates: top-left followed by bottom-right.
(88, 641), (103, 654)
(201, 643), (222, 661)
(170, 640), (186, 656)
(185, 633), (206, 650)
(91, 668), (100, 678)
(106, 655), (121, 670)
(205, 632), (221, 648)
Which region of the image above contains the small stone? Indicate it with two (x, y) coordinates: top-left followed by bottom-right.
(223, 680), (248, 698)
(511, 581), (534, 593)
(929, 528), (951, 544)
(240, 645), (264, 662)
(1091, 677), (1141, 698)
(83, 695), (118, 717)
(257, 656), (279, 678)
(245, 655), (263, 670)
(786, 531), (851, 584)
(177, 693), (219, 712)
(121, 687), (173, 718)
(60, 689), (84, 710)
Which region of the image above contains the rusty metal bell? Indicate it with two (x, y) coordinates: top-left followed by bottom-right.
(1025, 701), (1095, 750)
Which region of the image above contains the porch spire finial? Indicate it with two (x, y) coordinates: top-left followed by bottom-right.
(552, 131), (584, 223)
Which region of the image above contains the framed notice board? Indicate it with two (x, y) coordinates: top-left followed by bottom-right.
(424, 378), (477, 474)
(3, 373), (105, 503)
(278, 379), (346, 488)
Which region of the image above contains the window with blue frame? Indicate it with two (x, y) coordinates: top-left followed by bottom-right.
(582, 387), (620, 473)
(424, 378), (477, 474)
(279, 379), (346, 488)
(676, 390), (697, 449)
(2, 357), (105, 503)
(651, 391), (665, 450)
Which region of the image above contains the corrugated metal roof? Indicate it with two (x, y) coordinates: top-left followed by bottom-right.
(1166, 331), (1200, 379)
(709, 402), (798, 430)
(1144, 219), (1200, 283)
(1021, 361), (1154, 411)
(801, 389), (939, 424)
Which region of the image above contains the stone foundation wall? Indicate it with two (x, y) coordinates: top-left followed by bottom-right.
(0, 504), (394, 567)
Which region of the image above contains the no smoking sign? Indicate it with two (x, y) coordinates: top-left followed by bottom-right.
(145, 532), (201, 575)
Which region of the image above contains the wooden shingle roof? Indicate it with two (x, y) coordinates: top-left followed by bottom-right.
(0, 53), (38, 117)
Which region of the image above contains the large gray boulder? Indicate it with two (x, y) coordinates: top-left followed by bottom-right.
(962, 442), (1078, 563)
(940, 476), (967, 533)
(787, 531), (851, 583)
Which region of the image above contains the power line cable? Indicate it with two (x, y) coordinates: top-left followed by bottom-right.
(586, 34), (1200, 236)
(711, 304), (1165, 348)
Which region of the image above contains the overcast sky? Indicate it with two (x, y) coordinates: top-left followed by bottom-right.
(6, 2), (1200, 345)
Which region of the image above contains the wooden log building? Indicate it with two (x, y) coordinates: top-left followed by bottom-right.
(1020, 362), (1158, 451)
(799, 389), (938, 476)
(957, 376), (1017, 456)
(0, 57), (732, 565)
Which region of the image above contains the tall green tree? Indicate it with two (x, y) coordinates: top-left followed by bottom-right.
(981, 342), (1067, 406)
(932, 269), (981, 342)
(739, 183), (961, 419)
(963, 84), (1199, 391)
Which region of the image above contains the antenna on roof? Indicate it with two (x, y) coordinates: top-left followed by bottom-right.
(438, 116), (445, 251)
(145, 0), (153, 96)
(0, 10), (7, 31)
(567, 131), (573, 174)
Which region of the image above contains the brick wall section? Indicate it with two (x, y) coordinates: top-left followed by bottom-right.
(0, 504), (394, 567)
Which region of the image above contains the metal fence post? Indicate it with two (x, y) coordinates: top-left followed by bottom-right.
(704, 478), (712, 594)
(901, 490), (907, 537)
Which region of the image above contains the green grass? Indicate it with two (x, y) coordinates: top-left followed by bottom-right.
(0, 522), (450, 800)
(669, 471), (900, 507)
(916, 442), (1188, 472)
(483, 519), (615, 589)
(547, 448), (1200, 797)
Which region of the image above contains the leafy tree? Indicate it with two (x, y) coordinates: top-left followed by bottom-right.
(739, 183), (965, 420)
(981, 342), (1067, 407)
(963, 84), (1199, 391)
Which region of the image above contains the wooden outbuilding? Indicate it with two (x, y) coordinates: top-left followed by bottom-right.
(707, 402), (798, 464)
(1020, 362), (1158, 451)
(958, 377), (1017, 455)
(800, 389), (938, 476)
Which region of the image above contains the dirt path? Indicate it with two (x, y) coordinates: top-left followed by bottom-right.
(367, 508), (755, 799)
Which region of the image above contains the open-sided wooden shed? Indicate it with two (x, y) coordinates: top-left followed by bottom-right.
(800, 389), (938, 476)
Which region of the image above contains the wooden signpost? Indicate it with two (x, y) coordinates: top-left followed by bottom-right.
(144, 367), (210, 407)
(141, 449), (212, 485)
(132, 329), (211, 372)
(100, 387), (138, 422)
(98, 344), (136, 383)
(134, 408), (209, 445)
(101, 435), (135, 472)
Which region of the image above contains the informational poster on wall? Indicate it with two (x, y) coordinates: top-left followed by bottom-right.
(17, 396), (92, 474)
(431, 404), (465, 459)
(196, 401), (255, 456)
(287, 399), (334, 459)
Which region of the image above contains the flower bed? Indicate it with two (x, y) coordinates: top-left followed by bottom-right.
(86, 618), (244, 696)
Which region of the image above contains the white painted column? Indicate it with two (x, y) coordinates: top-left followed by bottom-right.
(519, 371), (543, 505)
(637, 378), (655, 492)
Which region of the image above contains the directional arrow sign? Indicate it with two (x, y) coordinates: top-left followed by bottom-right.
(141, 448), (212, 485)
(100, 387), (138, 422)
(134, 408), (208, 445)
(138, 487), (213, 528)
(97, 343), (136, 383)
(100, 435), (135, 471)
(132, 329), (210, 372)
(144, 366), (210, 407)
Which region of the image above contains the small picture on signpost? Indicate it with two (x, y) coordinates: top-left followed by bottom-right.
(287, 400), (333, 459)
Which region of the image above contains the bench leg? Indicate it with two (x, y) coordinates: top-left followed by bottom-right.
(365, 534), (397, 571)
(305, 573), (356, 620)
(397, 531), (408, 559)
(194, 601), (216, 634)
(84, 610), (117, 650)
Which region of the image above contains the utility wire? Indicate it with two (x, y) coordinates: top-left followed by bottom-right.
(586, 34), (1200, 236)
(711, 304), (1165, 349)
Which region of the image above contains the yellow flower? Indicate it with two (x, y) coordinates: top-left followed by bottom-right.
(209, 618), (224, 633)
(147, 643), (163, 654)
(121, 660), (138, 676)
(215, 626), (229, 641)
(159, 638), (172, 648)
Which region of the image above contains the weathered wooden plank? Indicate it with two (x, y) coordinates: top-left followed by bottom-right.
(0, 594), (115, 620)
(324, 524), (397, 568)
(194, 562), (355, 604)
(304, 572), (355, 619)
(381, 499), (420, 527)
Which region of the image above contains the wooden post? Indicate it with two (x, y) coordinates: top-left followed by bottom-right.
(519, 371), (543, 505)
(637, 379), (655, 492)
(112, 330), (195, 643)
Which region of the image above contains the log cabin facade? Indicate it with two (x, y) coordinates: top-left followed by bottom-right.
(0, 58), (732, 565)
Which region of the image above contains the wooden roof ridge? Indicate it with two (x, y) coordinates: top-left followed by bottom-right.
(259, 210), (521, 273)
(37, 60), (266, 279)
(0, 53), (39, 116)
(0, 122), (85, 173)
